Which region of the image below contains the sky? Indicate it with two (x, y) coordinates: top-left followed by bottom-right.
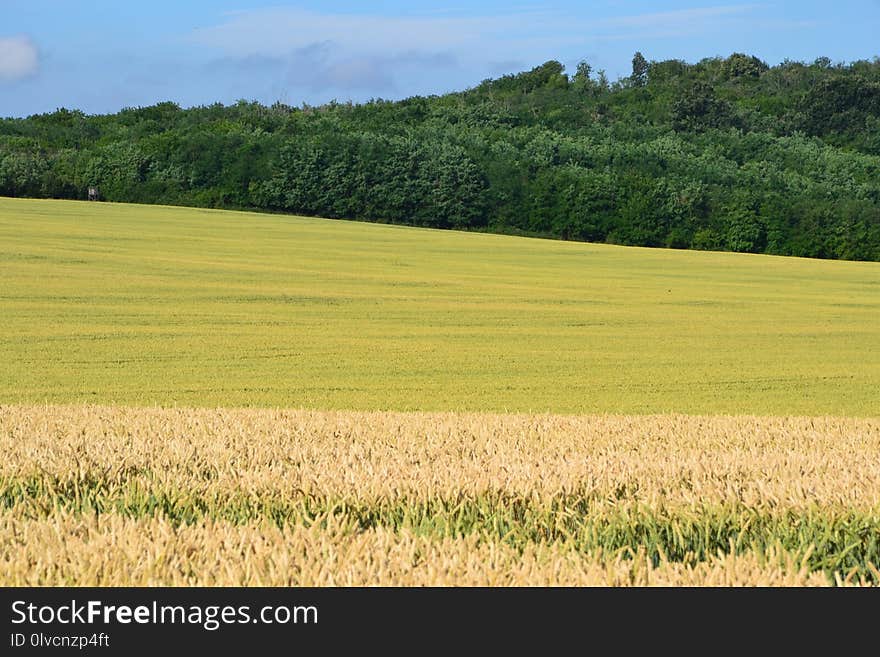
(1, 1), (879, 117)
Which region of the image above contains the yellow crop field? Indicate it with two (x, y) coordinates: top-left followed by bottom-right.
(1, 197), (879, 415)
(1, 198), (879, 586)
(2, 405), (878, 585)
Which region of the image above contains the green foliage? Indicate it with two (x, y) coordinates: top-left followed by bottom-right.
(724, 53), (769, 79)
(724, 207), (765, 253)
(799, 75), (880, 139)
(671, 82), (735, 131)
(631, 51), (650, 87)
(2, 53), (880, 260)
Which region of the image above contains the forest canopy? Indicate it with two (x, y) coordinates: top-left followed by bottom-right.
(2, 53), (880, 261)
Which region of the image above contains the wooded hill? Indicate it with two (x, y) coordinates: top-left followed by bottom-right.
(2, 53), (880, 260)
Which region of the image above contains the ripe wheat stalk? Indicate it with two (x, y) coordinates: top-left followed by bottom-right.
(2, 405), (878, 586)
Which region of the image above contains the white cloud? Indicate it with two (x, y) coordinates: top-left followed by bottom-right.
(189, 5), (771, 58)
(0, 35), (39, 81)
(549, 4), (770, 43)
(192, 9), (486, 93)
(600, 4), (765, 28)
(189, 8), (523, 57)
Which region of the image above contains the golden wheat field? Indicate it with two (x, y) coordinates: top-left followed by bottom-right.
(4, 201), (880, 588)
(2, 405), (878, 586)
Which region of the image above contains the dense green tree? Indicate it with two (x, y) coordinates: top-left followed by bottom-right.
(631, 52), (650, 87)
(671, 82), (734, 131)
(572, 61), (596, 95)
(724, 53), (769, 79)
(799, 75), (880, 137)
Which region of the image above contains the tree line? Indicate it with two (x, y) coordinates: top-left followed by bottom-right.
(2, 52), (880, 260)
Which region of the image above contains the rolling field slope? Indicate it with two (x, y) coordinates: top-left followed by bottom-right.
(1, 197), (878, 414)
(1, 197), (879, 586)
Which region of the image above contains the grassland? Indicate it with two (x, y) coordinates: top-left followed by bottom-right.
(2, 405), (878, 585)
(2, 197), (879, 586)
(1, 197), (878, 414)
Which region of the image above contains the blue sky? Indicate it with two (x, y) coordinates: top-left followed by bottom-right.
(1, 1), (879, 117)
